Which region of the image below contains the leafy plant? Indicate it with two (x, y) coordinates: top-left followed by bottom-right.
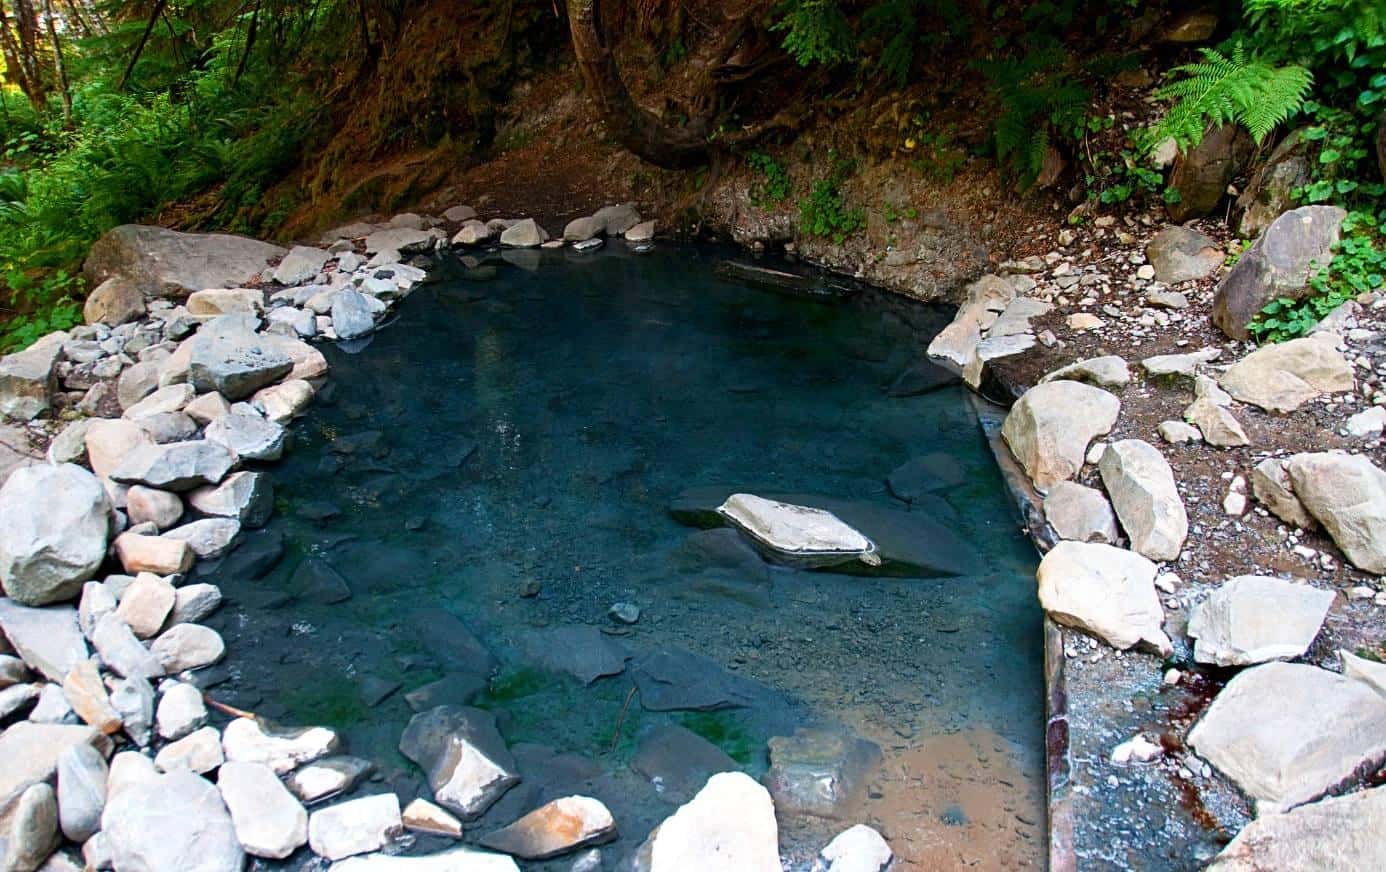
(1149, 44), (1313, 151)
(772, 0), (856, 67)
(975, 44), (1090, 189)
(747, 150), (792, 206)
(798, 152), (864, 242)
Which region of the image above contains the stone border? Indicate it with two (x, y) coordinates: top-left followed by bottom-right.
(968, 393), (1076, 872)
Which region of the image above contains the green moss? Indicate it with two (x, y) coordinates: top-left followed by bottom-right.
(280, 675), (369, 732)
(678, 711), (757, 766)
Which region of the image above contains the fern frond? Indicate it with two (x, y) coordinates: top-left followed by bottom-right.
(1149, 45), (1312, 152)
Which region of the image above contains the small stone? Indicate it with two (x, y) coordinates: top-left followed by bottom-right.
(1141, 347), (1221, 379)
(609, 602), (640, 624)
(154, 725), (225, 774)
(125, 485), (184, 531)
(402, 798), (463, 839)
(56, 743), (107, 842)
(1111, 734), (1163, 765)
(1346, 406), (1386, 438)
(307, 793), (403, 861)
(1158, 420), (1202, 444)
(90, 613), (163, 680)
(1039, 355), (1131, 389)
(1066, 313), (1105, 331)
(109, 674), (154, 746)
(113, 532), (194, 576)
(114, 573), (176, 638)
(169, 583), (223, 625)
(62, 660), (122, 734)
(150, 623), (225, 673)
(284, 756), (374, 804)
(157, 680), (209, 741)
(164, 517), (241, 559)
(222, 716), (340, 775)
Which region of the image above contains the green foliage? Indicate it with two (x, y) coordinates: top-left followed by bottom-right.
(747, 150), (792, 207)
(976, 44), (1089, 189)
(907, 129), (967, 183)
(1250, 210), (1386, 341)
(798, 152), (864, 242)
(1149, 44), (1313, 150)
(772, 0), (856, 67)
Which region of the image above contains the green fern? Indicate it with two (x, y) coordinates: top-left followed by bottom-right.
(1150, 44), (1313, 151)
(772, 0), (856, 68)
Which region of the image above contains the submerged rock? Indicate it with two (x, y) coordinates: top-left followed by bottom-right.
(764, 728), (882, 818)
(478, 795), (616, 859)
(630, 725), (739, 805)
(1188, 661), (1386, 813)
(520, 625), (630, 686)
(627, 772), (779, 872)
(820, 824), (893, 872)
(285, 755), (375, 804)
(398, 706), (519, 819)
(631, 648), (762, 712)
(1187, 576), (1334, 666)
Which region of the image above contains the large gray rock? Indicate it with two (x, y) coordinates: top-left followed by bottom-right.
(189, 328), (294, 400)
(398, 706), (518, 819)
(1002, 381), (1120, 491)
(1187, 576), (1335, 666)
(164, 518), (242, 560)
(0, 464), (112, 605)
(56, 743), (108, 842)
(1251, 457), (1316, 528)
(630, 725), (738, 805)
(717, 493), (875, 568)
(273, 246), (331, 286)
(331, 291), (376, 340)
(1220, 333), (1354, 413)
(1146, 225), (1224, 284)
(0, 332), (66, 421)
(594, 204), (642, 235)
(1035, 541), (1171, 654)
(1235, 128), (1315, 239)
(0, 601), (87, 681)
(926, 275), (1019, 375)
(84, 276), (147, 326)
(1206, 784), (1386, 871)
(499, 219), (545, 248)
(362, 228), (434, 255)
(188, 471), (272, 528)
(1043, 481), (1119, 544)
(1099, 439), (1188, 561)
(150, 623), (225, 672)
(478, 795), (616, 859)
(1213, 205), (1348, 339)
(1286, 451), (1386, 573)
(90, 613), (163, 680)
(111, 440), (235, 492)
(84, 224), (284, 298)
(763, 728), (882, 818)
(217, 761), (309, 859)
(1188, 661), (1386, 814)
(307, 794), (402, 861)
(205, 410), (286, 462)
(627, 772), (779, 872)
(101, 768), (245, 872)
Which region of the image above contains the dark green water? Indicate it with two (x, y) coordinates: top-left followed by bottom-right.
(201, 245), (1044, 869)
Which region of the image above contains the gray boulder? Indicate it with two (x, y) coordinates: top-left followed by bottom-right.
(1219, 332), (1353, 412)
(84, 277), (147, 326)
(0, 464), (112, 606)
(1286, 452), (1386, 573)
(1099, 439), (1188, 561)
(1188, 662), (1386, 814)
(83, 224), (284, 298)
(1, 782), (59, 872)
(1235, 129), (1315, 239)
(217, 760), (308, 859)
(331, 291), (376, 340)
(205, 410), (287, 461)
(594, 204), (642, 235)
(1167, 124), (1252, 223)
(111, 440), (235, 492)
(398, 706), (518, 819)
(1043, 481), (1119, 544)
(273, 246), (331, 286)
(362, 228), (433, 255)
(1188, 576), (1335, 666)
(0, 601), (87, 681)
(499, 219), (545, 248)
(164, 518), (242, 559)
(188, 471), (272, 528)
(1146, 225), (1224, 284)
(1035, 541), (1171, 654)
(101, 768), (245, 872)
(0, 332), (66, 421)
(630, 725), (738, 805)
(189, 328), (294, 400)
(563, 216), (605, 242)
(1213, 205), (1347, 339)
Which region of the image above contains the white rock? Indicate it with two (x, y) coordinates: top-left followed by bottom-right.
(187, 471), (272, 528)
(1042, 481), (1119, 544)
(155, 725), (225, 774)
(56, 743), (107, 842)
(285, 756), (375, 804)
(1157, 420), (1201, 444)
(2, 782), (59, 872)
(0, 601), (87, 682)
(1035, 541), (1171, 654)
(628, 772), (779, 872)
(205, 409), (287, 461)
(308, 794), (402, 861)
(1286, 451), (1386, 573)
(169, 583), (224, 626)
(1098, 439), (1188, 561)
(1205, 783), (1386, 871)
(275, 247), (332, 286)
(223, 716), (340, 774)
(1140, 347), (1221, 378)
(478, 795), (616, 860)
(1187, 576), (1334, 666)
(1188, 661), (1386, 813)
(401, 798), (462, 838)
(1039, 355), (1131, 389)
(1346, 405), (1386, 438)
(716, 494), (874, 566)
(217, 760), (309, 859)
(1219, 332), (1354, 413)
(1002, 381), (1120, 491)
(253, 379), (314, 424)
(101, 768), (244, 872)
(820, 824), (892, 872)
(164, 517), (241, 559)
(0, 464), (112, 606)
(125, 485), (184, 531)
(157, 680), (208, 740)
(150, 623), (226, 672)
(122, 384), (194, 421)
(114, 573), (175, 639)
(1111, 734), (1163, 765)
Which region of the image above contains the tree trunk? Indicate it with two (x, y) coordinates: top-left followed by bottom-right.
(567, 0), (712, 169)
(0, 0), (49, 109)
(118, 0), (167, 90)
(42, 0), (70, 126)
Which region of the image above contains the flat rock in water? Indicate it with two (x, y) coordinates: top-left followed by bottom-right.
(331, 847), (520, 871)
(1098, 439), (1188, 561)
(100, 768), (244, 872)
(764, 727), (882, 818)
(478, 795), (616, 859)
(409, 609), (496, 676)
(886, 361), (959, 397)
(1218, 333), (1354, 413)
(520, 625), (630, 686)
(886, 453), (966, 503)
(631, 648), (762, 712)
(1187, 575), (1334, 666)
(717, 494), (874, 567)
(398, 706), (519, 819)
(627, 772), (779, 872)
(0, 601), (87, 682)
(671, 487), (973, 577)
(1285, 451), (1386, 573)
(1002, 381), (1120, 491)
(1206, 783), (1386, 871)
(404, 672), (488, 712)
(1188, 661), (1386, 813)
(402, 798), (463, 838)
(0, 464), (112, 606)
(1035, 541), (1171, 654)
(290, 558), (354, 604)
(630, 725), (739, 805)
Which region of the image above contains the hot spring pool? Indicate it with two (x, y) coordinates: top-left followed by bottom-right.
(199, 244), (1045, 869)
